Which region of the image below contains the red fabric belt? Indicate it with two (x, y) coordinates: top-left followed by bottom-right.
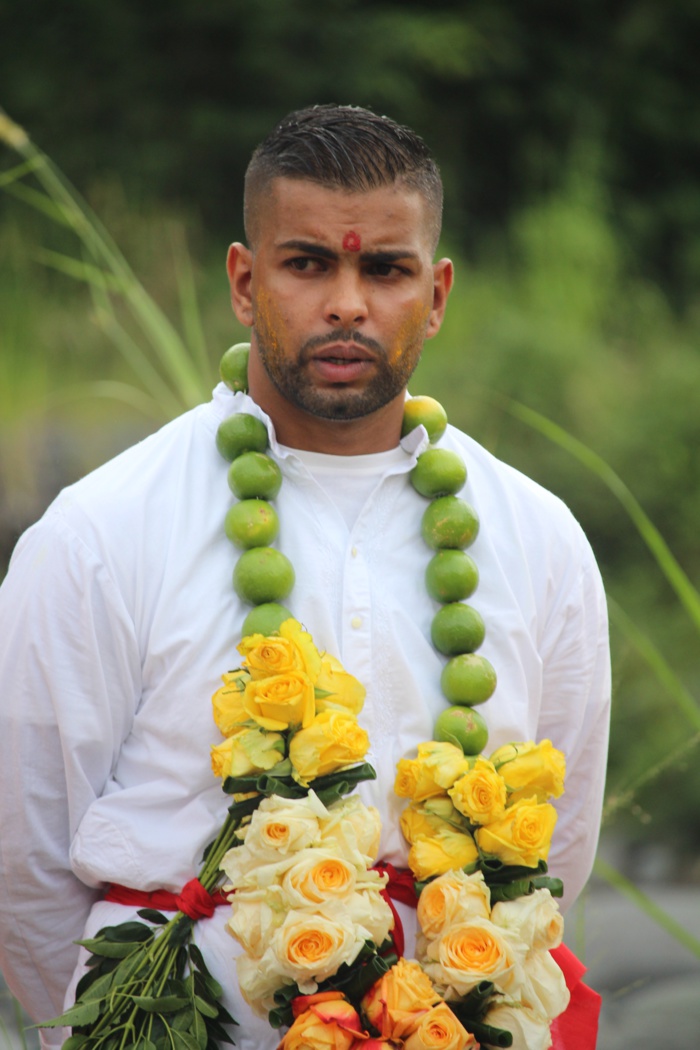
(104, 864), (601, 1048)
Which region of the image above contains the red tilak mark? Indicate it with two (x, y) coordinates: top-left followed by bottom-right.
(342, 230), (361, 252)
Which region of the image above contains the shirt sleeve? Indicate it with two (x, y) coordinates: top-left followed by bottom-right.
(0, 511), (140, 1022)
(536, 530), (611, 911)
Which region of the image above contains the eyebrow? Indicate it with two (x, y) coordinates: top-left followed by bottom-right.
(277, 239), (420, 264)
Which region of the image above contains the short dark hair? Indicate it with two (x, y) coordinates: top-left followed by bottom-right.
(244, 104), (443, 250)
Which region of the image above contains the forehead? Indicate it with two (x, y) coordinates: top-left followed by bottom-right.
(256, 177), (433, 251)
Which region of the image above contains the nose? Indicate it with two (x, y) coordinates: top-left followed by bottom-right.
(323, 269), (368, 328)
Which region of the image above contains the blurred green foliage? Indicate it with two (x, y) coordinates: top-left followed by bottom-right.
(2, 0), (699, 872)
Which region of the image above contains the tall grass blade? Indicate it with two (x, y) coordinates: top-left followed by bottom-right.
(504, 398), (700, 635)
(608, 598), (700, 729)
(603, 732), (700, 823)
(594, 857), (700, 960)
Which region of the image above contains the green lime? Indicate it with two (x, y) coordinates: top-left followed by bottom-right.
(421, 496), (479, 550)
(216, 413), (268, 462)
(233, 547), (295, 604)
(441, 653), (497, 706)
(241, 602), (293, 637)
(225, 499), (279, 549)
(434, 706), (489, 755)
(431, 603), (485, 655)
(425, 550), (479, 602)
(401, 396), (448, 444)
(219, 343), (250, 393)
(410, 448), (467, 498)
(228, 451), (282, 500)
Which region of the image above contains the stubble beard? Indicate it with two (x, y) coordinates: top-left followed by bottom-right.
(255, 327), (424, 421)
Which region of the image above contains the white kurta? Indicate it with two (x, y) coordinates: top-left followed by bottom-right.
(0, 384), (610, 1048)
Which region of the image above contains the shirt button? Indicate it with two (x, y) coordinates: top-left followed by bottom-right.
(351, 546), (358, 557)
(350, 615), (362, 629)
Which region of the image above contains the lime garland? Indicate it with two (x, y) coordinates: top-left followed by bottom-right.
(217, 343), (497, 755)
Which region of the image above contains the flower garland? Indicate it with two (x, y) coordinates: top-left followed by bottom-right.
(44, 344), (570, 1050)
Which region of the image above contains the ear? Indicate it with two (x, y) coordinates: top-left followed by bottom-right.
(227, 242), (254, 327)
(425, 257), (454, 340)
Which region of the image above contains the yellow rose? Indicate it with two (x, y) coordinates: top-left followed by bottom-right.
(395, 742), (470, 801)
(361, 958), (441, 1040)
(243, 671), (316, 731)
(425, 919), (521, 997)
(271, 910), (363, 985)
(282, 850), (357, 906)
(400, 799), (465, 845)
(408, 828), (479, 881)
(276, 992), (364, 1050)
(475, 796), (558, 868)
(489, 739), (566, 803)
(212, 670), (250, 736)
(314, 652), (366, 715)
(289, 710), (369, 784)
(210, 727), (284, 780)
(448, 759), (507, 825)
(417, 870), (490, 941)
(239, 618), (322, 682)
(403, 1002), (477, 1050)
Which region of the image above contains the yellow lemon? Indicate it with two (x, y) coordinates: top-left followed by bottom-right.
(431, 603), (485, 655)
(216, 413), (268, 462)
(225, 499), (279, 549)
(421, 496), (479, 550)
(425, 550), (479, 602)
(241, 602), (293, 637)
(434, 706), (489, 755)
(228, 451), (282, 500)
(440, 653), (497, 706)
(233, 547), (295, 604)
(219, 342), (250, 392)
(401, 396), (448, 444)
(410, 448), (467, 498)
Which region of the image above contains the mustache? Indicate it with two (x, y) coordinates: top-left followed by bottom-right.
(300, 329), (385, 359)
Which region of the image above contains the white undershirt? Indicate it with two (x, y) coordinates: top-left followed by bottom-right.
(279, 444), (408, 530)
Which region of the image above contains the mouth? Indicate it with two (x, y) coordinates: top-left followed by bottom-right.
(309, 343), (377, 384)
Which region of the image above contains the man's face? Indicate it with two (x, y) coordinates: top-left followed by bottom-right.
(227, 177), (452, 444)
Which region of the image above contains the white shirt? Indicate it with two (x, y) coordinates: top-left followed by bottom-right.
(0, 384), (610, 1047)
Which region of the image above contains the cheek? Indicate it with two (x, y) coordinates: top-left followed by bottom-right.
(387, 301), (432, 361)
(253, 288), (287, 357)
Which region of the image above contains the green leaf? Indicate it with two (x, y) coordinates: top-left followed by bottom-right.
(194, 996), (219, 1020)
(104, 920), (153, 942)
(60, 1037), (89, 1050)
(170, 1030), (202, 1050)
(138, 908), (171, 925)
(131, 994), (189, 1012)
(41, 1000), (101, 1027)
(76, 936), (137, 958)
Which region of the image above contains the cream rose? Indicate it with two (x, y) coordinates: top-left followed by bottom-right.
(344, 882), (395, 949)
(319, 796), (382, 864)
(281, 850), (357, 906)
(227, 885), (285, 957)
(424, 918), (523, 998)
(491, 888), (564, 951)
(481, 1002), (553, 1050)
(270, 909), (365, 988)
(236, 947), (287, 1015)
(417, 870), (491, 941)
(221, 794), (326, 883)
(519, 948), (570, 1020)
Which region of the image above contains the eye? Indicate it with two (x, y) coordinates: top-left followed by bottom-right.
(367, 261), (405, 278)
(286, 256), (327, 272)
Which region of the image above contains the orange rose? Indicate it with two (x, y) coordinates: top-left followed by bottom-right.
(403, 1003), (476, 1050)
(277, 992), (365, 1050)
(361, 958), (440, 1040)
(243, 671), (316, 731)
(475, 796), (558, 868)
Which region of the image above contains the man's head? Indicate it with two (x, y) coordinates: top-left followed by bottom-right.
(244, 104), (444, 254)
(228, 105), (453, 454)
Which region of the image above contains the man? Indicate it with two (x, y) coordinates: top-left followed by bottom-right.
(0, 105), (610, 1048)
